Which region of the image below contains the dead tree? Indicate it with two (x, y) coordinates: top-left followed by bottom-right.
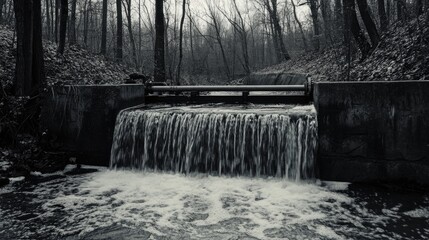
(343, 0), (371, 58)
(397, 0), (403, 20)
(116, 0), (123, 61)
(45, 0), (51, 39)
(334, 0), (343, 41)
(265, 0), (290, 61)
(176, 0), (186, 85)
(0, 0), (3, 24)
(356, 0), (380, 47)
(57, 0), (68, 54)
(69, 0), (77, 44)
(154, 0), (166, 82)
(320, 0), (333, 45)
(55, 0), (59, 42)
(309, 0), (320, 51)
(416, 0), (423, 16)
(13, 0), (45, 96)
(100, 0), (107, 54)
(123, 0), (138, 68)
(220, 0), (251, 75)
(378, 0), (388, 32)
(291, 0), (308, 51)
(206, 3), (231, 79)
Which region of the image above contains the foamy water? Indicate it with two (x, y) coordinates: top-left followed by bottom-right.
(0, 168), (428, 239)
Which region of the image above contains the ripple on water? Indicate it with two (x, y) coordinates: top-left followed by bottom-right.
(0, 169), (428, 240)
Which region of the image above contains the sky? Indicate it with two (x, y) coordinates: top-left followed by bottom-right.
(124, 0), (309, 26)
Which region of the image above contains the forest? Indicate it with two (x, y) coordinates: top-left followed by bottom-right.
(0, 0), (428, 150)
(0, 2), (429, 236)
(1, 0), (428, 93)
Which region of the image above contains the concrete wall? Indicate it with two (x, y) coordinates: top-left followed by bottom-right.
(40, 85), (145, 166)
(314, 81), (429, 185)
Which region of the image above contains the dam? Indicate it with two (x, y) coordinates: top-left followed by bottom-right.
(5, 80), (422, 239)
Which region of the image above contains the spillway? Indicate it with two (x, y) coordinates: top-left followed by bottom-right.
(110, 104), (317, 180)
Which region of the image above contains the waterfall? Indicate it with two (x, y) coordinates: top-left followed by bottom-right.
(110, 105), (317, 181)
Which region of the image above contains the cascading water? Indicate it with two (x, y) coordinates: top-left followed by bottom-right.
(110, 104), (317, 180)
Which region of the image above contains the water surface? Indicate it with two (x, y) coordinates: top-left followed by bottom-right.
(0, 168), (427, 239)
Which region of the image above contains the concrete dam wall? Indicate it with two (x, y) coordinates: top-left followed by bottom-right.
(40, 81), (429, 185)
(40, 85), (145, 166)
(314, 81), (429, 185)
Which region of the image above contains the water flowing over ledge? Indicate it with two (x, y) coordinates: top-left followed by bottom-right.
(110, 104), (317, 180)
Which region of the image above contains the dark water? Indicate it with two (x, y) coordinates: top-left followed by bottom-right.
(111, 104), (317, 180)
(0, 169), (428, 240)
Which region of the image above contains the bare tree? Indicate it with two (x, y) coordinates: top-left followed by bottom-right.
(100, 0), (107, 54)
(291, 0), (308, 51)
(264, 0), (290, 61)
(13, 0), (45, 96)
(176, 0), (186, 85)
(309, 0), (320, 51)
(343, 0), (371, 58)
(55, 0), (59, 42)
(45, 0), (51, 39)
(57, 0), (68, 54)
(220, 0), (251, 75)
(154, 0), (166, 82)
(0, 0), (5, 24)
(334, 0), (343, 41)
(116, 0), (123, 61)
(320, 0), (333, 45)
(356, 0), (380, 47)
(69, 0), (77, 44)
(378, 0), (388, 32)
(206, 3), (231, 79)
(123, 0), (138, 68)
(416, 0), (423, 16)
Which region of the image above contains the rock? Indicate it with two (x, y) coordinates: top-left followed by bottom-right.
(64, 165), (98, 176)
(0, 177), (9, 188)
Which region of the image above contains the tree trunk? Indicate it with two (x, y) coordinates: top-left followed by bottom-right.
(116, 0), (123, 61)
(309, 0), (320, 51)
(124, 0), (138, 68)
(13, 0), (45, 96)
(342, 0), (351, 80)
(69, 0), (76, 45)
(45, 0), (51, 39)
(0, 0), (4, 24)
(267, 0), (290, 61)
(356, 0), (380, 47)
(154, 0), (165, 82)
(57, 0), (67, 54)
(229, 0), (250, 75)
(32, 0), (45, 91)
(176, 0), (186, 85)
(397, 0), (403, 21)
(138, 0), (142, 67)
(50, 0), (54, 38)
(387, 0), (391, 24)
(14, 0), (33, 96)
(291, 0), (308, 51)
(378, 0), (388, 32)
(343, 0), (371, 58)
(55, 0), (59, 42)
(83, 0), (90, 46)
(334, 0), (344, 42)
(208, 5), (230, 80)
(320, 0), (333, 45)
(101, 0), (107, 54)
(416, 0), (423, 16)
(188, 12), (195, 74)
(269, 16), (281, 63)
